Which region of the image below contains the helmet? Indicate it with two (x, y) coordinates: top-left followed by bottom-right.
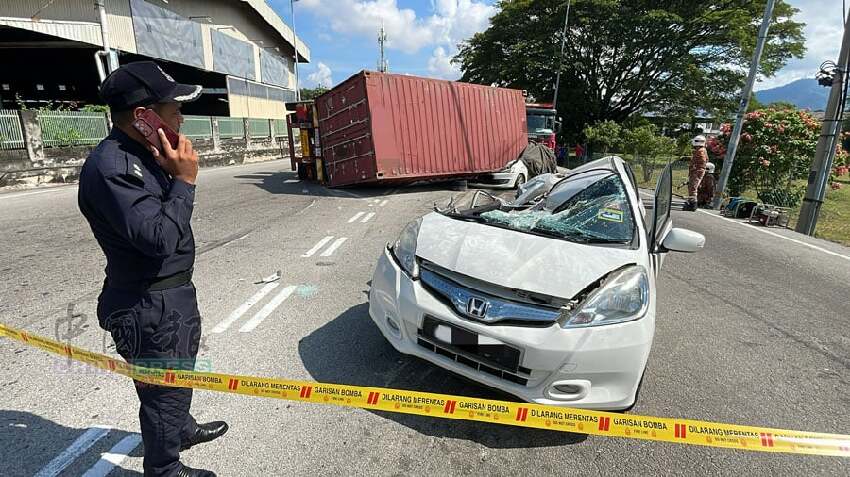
(706, 162), (715, 173)
(692, 135), (706, 147)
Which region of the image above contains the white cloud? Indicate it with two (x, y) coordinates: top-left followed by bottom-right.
(756, 0), (845, 90)
(306, 62), (333, 88)
(296, 0), (495, 57)
(427, 46), (460, 78)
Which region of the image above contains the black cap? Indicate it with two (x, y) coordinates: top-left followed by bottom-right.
(99, 61), (203, 111)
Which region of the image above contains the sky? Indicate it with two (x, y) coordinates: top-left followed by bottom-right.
(267, 0), (846, 92)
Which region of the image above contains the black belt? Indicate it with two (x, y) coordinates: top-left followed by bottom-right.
(147, 269), (193, 291)
(106, 269), (193, 292)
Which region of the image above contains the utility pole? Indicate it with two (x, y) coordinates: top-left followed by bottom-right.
(551, 0), (571, 108)
(291, 0), (300, 100)
(378, 24), (388, 72)
(712, 0), (776, 209)
(796, 16), (850, 235)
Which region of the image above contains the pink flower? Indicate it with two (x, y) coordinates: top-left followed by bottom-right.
(759, 158), (770, 167)
(831, 182), (842, 190)
(742, 132), (753, 142)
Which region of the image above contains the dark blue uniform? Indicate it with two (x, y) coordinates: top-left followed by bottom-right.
(79, 127), (200, 477)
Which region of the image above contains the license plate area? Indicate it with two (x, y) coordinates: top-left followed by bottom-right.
(420, 316), (521, 372)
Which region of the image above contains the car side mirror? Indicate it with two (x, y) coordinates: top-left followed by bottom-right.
(660, 228), (705, 253)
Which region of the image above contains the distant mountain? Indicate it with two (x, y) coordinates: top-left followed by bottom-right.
(754, 78), (830, 110)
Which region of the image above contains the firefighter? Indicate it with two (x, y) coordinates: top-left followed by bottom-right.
(684, 135), (708, 211)
(697, 162), (717, 208)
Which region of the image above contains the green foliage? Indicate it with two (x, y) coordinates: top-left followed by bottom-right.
(455, 0), (805, 142)
(583, 120), (622, 154)
(767, 101), (797, 110)
(300, 87), (329, 101)
(707, 108), (830, 206)
(622, 124), (677, 182)
(82, 104), (110, 113)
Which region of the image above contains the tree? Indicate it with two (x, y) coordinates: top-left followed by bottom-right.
(623, 124), (676, 183)
(300, 87), (329, 101)
(455, 0), (805, 141)
(583, 120), (622, 154)
(707, 108), (832, 206)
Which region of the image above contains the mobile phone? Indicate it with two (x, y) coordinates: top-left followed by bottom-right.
(132, 109), (179, 152)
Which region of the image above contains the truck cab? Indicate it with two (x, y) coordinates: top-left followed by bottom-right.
(525, 103), (558, 151)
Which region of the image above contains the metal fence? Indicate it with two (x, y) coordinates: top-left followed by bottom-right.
(218, 117), (245, 139)
(0, 109), (25, 150)
(182, 116), (213, 139)
(248, 118), (271, 139)
(39, 110), (110, 147)
(272, 119), (287, 137)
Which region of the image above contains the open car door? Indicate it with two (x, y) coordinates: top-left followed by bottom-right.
(648, 163), (673, 273)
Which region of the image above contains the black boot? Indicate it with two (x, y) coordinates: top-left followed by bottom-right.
(176, 463), (216, 477)
(181, 421), (229, 451)
(682, 200), (697, 211)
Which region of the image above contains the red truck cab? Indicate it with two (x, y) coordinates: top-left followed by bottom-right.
(525, 103), (558, 151)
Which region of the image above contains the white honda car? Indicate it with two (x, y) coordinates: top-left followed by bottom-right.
(368, 157), (704, 410)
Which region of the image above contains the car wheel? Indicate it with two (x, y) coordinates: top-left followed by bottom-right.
(515, 174), (526, 189)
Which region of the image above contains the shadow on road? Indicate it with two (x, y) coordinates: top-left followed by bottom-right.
(233, 171), (473, 200)
(0, 410), (143, 476)
(298, 302), (587, 449)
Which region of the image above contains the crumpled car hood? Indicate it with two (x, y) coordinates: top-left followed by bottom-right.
(415, 212), (641, 300)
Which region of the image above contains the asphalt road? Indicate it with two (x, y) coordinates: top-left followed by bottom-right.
(1, 159), (849, 476)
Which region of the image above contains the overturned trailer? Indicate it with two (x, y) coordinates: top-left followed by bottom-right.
(312, 71), (529, 187)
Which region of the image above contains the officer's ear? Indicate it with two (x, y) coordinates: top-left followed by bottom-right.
(132, 106), (148, 120)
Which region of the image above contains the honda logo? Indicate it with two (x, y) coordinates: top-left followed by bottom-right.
(466, 297), (488, 318)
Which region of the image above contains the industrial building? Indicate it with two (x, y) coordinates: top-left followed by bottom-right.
(0, 0), (310, 119)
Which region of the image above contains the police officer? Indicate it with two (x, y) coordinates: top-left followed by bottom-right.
(78, 62), (228, 477)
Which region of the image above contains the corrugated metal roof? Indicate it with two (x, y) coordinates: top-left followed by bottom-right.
(239, 0), (310, 63)
(0, 17), (102, 46)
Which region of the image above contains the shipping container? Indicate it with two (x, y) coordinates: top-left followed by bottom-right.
(315, 71), (528, 187)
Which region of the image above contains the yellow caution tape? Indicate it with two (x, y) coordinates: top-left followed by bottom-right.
(2, 322), (849, 457)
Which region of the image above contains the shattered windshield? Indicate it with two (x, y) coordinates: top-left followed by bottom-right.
(443, 172), (635, 244)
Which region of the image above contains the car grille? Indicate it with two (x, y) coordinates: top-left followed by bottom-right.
(419, 267), (562, 325)
(415, 335), (531, 386)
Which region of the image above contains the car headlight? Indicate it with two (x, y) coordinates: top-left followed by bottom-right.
(561, 266), (649, 328)
(390, 218), (422, 278)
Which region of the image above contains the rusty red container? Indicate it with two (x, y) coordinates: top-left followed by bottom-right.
(315, 71), (528, 187)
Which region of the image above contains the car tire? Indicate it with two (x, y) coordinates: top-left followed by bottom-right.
(515, 174), (526, 189)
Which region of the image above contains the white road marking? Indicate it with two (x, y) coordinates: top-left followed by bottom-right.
(284, 179), (300, 184)
(303, 236), (334, 257)
(211, 282), (281, 333)
(698, 210), (850, 262)
(361, 212), (375, 223)
(81, 434), (143, 477)
(320, 237), (348, 257)
(379, 200), (388, 207)
(239, 285), (297, 332)
(0, 186), (77, 201)
(348, 212), (365, 223)
(34, 426), (111, 477)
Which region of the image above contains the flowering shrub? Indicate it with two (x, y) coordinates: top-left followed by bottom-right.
(708, 108), (845, 207)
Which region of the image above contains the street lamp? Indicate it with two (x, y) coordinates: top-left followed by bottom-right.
(291, 0), (301, 100)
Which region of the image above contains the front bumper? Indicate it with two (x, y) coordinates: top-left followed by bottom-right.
(469, 172), (518, 189)
(368, 247), (654, 410)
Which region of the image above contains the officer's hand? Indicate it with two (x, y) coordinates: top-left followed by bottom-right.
(151, 129), (199, 185)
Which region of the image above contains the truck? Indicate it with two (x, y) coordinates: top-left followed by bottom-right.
(286, 70), (529, 188)
(524, 102), (559, 151)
